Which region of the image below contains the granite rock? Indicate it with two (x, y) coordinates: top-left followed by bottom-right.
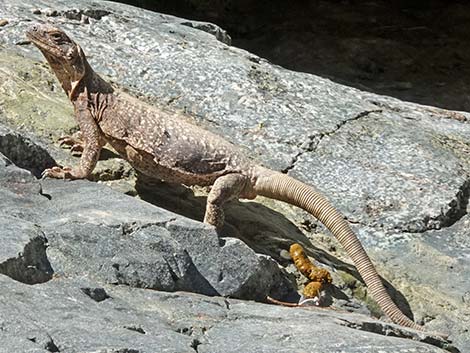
(0, 0), (468, 351)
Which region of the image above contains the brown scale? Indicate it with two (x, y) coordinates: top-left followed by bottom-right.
(289, 243), (332, 298)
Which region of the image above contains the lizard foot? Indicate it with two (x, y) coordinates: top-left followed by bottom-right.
(41, 166), (76, 180)
(58, 132), (84, 156)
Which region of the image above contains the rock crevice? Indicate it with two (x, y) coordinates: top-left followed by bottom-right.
(282, 109), (381, 173)
(0, 0), (468, 351)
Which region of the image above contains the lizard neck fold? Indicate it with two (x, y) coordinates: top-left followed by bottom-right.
(69, 61), (114, 102)
(69, 60), (115, 123)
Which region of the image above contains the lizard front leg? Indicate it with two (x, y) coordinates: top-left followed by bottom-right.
(43, 94), (105, 179)
(203, 173), (256, 229)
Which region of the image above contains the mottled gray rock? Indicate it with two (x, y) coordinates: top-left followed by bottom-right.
(0, 215), (53, 284)
(376, 216), (470, 350)
(0, 275), (453, 353)
(46, 178), (289, 299)
(0, 151), (52, 286)
(0, 0), (469, 351)
(291, 109), (470, 235)
(0, 142), (289, 300)
(0, 275), (195, 353)
(0, 334), (49, 353)
(180, 20), (232, 45)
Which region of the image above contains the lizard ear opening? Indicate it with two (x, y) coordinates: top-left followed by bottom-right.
(68, 45), (87, 73)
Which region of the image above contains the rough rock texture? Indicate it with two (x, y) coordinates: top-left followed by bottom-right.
(0, 0), (469, 352)
(0, 132), (453, 353)
(0, 126), (289, 301)
(141, 0), (470, 112)
(0, 275), (451, 353)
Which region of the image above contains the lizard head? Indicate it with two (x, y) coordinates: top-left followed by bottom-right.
(26, 23), (89, 99)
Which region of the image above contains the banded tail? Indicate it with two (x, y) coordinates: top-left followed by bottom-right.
(254, 171), (423, 331)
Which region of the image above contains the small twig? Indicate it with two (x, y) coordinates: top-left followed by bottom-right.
(266, 296), (299, 307)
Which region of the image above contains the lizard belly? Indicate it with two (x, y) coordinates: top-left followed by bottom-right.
(105, 137), (227, 186)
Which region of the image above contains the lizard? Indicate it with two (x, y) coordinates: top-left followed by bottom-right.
(26, 23), (429, 333)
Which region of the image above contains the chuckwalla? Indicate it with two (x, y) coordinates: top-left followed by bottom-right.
(27, 23), (429, 333)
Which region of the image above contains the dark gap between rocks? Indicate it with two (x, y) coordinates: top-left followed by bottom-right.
(190, 338), (201, 353)
(124, 325), (146, 334)
(80, 287), (111, 302)
(27, 335), (60, 352)
(0, 132), (56, 178)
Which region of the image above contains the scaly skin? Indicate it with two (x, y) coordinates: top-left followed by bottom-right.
(26, 24), (433, 334)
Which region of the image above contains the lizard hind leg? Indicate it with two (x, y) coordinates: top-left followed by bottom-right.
(203, 173), (255, 229)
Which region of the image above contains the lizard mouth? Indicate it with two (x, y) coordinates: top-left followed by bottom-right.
(26, 24), (64, 58)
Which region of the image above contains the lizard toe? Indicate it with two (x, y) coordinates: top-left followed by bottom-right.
(41, 166), (74, 180)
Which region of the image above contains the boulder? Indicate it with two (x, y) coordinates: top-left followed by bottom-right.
(0, 0), (468, 351)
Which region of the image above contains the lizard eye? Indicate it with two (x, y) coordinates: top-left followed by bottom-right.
(50, 32), (62, 41)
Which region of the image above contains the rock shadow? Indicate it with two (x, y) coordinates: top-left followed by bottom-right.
(0, 131), (56, 178)
(134, 173), (416, 320)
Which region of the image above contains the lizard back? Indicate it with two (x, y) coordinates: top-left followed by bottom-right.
(98, 91), (254, 186)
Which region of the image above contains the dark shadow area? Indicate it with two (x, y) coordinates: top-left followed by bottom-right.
(0, 234), (54, 285)
(0, 132), (56, 178)
(99, 148), (121, 160)
(113, 0), (470, 112)
(62, 145), (120, 161)
(135, 173), (415, 319)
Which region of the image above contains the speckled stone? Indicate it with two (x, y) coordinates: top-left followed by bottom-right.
(0, 0), (469, 351)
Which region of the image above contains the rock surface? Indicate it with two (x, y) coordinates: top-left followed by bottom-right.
(0, 126), (289, 301)
(0, 132), (451, 353)
(143, 0), (470, 112)
(0, 274), (450, 353)
(0, 0), (469, 352)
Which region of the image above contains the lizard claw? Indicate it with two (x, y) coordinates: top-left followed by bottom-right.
(70, 143), (84, 154)
(58, 132), (84, 156)
(41, 166), (74, 180)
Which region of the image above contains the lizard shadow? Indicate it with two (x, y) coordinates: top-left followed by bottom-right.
(135, 175), (416, 320)
(99, 147), (121, 160)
